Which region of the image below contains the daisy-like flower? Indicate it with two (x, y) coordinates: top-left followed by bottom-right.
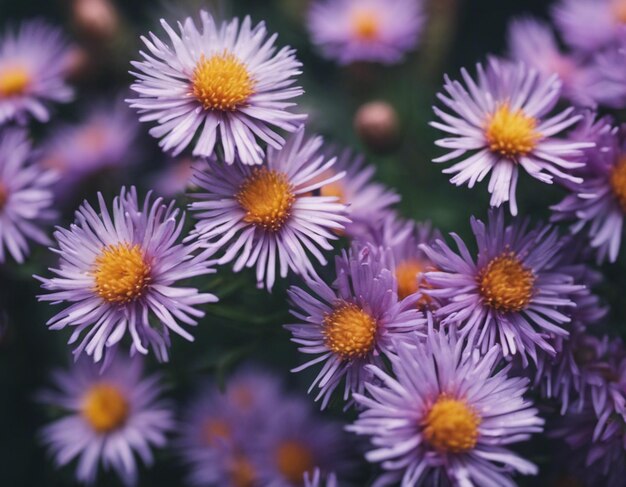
(431, 58), (592, 215)
(507, 17), (592, 106)
(552, 0), (626, 52)
(348, 330), (544, 487)
(285, 242), (426, 408)
(313, 147), (399, 239)
(189, 129), (349, 291)
(178, 368), (348, 487)
(0, 19), (73, 124)
(551, 115), (626, 263)
(37, 187), (217, 364)
(420, 210), (582, 365)
(40, 101), (140, 198)
(38, 355), (174, 486)
(0, 128), (56, 263)
(128, 12), (305, 165)
(307, 0), (424, 65)
(585, 41), (626, 109)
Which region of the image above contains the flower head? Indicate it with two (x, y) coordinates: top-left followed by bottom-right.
(285, 242), (426, 408)
(348, 330), (543, 486)
(38, 355), (174, 486)
(0, 19), (73, 124)
(0, 128), (56, 263)
(128, 12), (305, 165)
(189, 129), (349, 290)
(584, 40), (626, 109)
(421, 210), (582, 365)
(308, 0), (424, 65)
(551, 114), (626, 263)
(431, 59), (591, 215)
(37, 187), (217, 364)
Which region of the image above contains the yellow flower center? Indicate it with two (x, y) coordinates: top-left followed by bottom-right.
(485, 103), (540, 159)
(275, 440), (315, 485)
(93, 243), (151, 304)
(423, 395), (481, 453)
(352, 9), (380, 40)
(0, 65), (30, 97)
(81, 383), (129, 433)
(236, 167), (295, 232)
(323, 302), (378, 359)
(610, 156), (626, 212)
(202, 418), (231, 446)
(395, 260), (425, 300)
(192, 52), (254, 111)
(0, 184), (8, 211)
(478, 252), (535, 313)
(230, 456), (257, 487)
(612, 0), (626, 23)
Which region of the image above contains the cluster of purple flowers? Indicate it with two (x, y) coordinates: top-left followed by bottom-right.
(1, 1), (626, 486)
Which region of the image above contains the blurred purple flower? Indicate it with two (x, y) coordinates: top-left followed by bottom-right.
(304, 469), (338, 487)
(189, 129), (349, 291)
(0, 19), (73, 124)
(285, 242), (426, 409)
(0, 128), (56, 263)
(585, 40), (626, 109)
(308, 0), (424, 65)
(128, 12), (305, 165)
(38, 355), (174, 486)
(37, 187), (217, 364)
(348, 330), (543, 486)
(150, 157), (195, 198)
(431, 59), (592, 215)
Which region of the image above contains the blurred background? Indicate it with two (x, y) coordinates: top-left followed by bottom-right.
(0, 0), (603, 485)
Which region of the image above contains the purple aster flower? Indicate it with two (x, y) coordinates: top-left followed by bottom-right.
(552, 0), (626, 52)
(40, 100), (140, 199)
(313, 147), (400, 240)
(150, 157), (195, 198)
(285, 242), (426, 409)
(584, 41), (626, 109)
(348, 330), (544, 487)
(178, 367), (348, 487)
(38, 355), (174, 486)
(551, 114), (626, 263)
(0, 128), (56, 263)
(0, 19), (73, 124)
(507, 17), (593, 106)
(431, 58), (592, 215)
(421, 210), (582, 365)
(37, 187), (217, 364)
(189, 129), (350, 291)
(128, 12), (305, 165)
(307, 0), (424, 65)
(304, 469), (338, 487)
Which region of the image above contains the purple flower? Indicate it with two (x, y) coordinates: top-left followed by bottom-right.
(552, 0), (626, 52)
(348, 330), (544, 487)
(0, 19), (73, 124)
(551, 114), (626, 263)
(506, 17), (593, 106)
(308, 0), (424, 65)
(584, 41), (626, 109)
(421, 210), (582, 365)
(40, 100), (140, 198)
(150, 157), (195, 198)
(314, 147), (399, 239)
(189, 129), (349, 291)
(0, 128), (56, 263)
(304, 469), (338, 487)
(285, 242), (426, 409)
(178, 367), (348, 487)
(431, 59), (592, 215)
(37, 187), (217, 364)
(128, 12), (305, 165)
(38, 355), (174, 486)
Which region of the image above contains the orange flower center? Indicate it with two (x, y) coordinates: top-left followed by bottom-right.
(612, 0), (626, 23)
(192, 52), (254, 111)
(485, 103), (540, 159)
(610, 156), (626, 212)
(423, 395), (481, 453)
(395, 260), (424, 300)
(81, 383), (129, 433)
(478, 252), (535, 312)
(352, 9), (380, 40)
(236, 167), (295, 232)
(0, 65), (30, 97)
(93, 243), (151, 304)
(323, 302), (377, 359)
(275, 440), (315, 484)
(202, 418), (231, 446)
(229, 455), (257, 487)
